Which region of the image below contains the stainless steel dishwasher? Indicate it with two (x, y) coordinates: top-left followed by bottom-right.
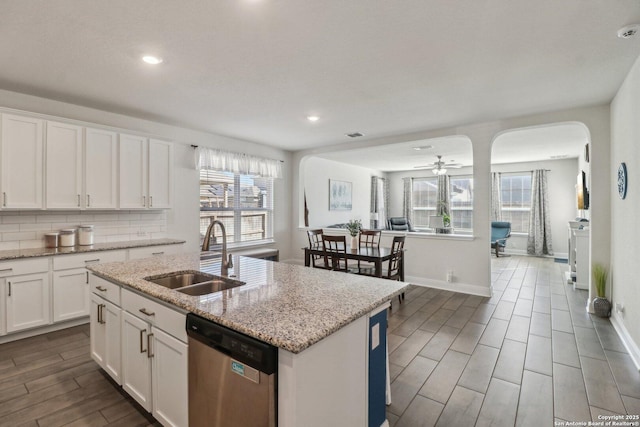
(186, 313), (278, 427)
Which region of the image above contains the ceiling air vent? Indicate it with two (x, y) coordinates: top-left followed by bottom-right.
(618, 24), (640, 39)
(346, 132), (364, 138)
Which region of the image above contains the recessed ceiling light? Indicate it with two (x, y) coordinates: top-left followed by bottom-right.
(142, 55), (163, 65)
(413, 145), (433, 151)
(306, 115), (320, 122)
(346, 132), (364, 138)
(617, 24), (640, 39)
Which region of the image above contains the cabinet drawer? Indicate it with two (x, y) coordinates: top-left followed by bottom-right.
(0, 257), (49, 277)
(90, 275), (121, 306)
(128, 244), (183, 261)
(53, 250), (126, 271)
(122, 289), (186, 343)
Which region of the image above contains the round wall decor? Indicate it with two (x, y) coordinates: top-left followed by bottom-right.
(618, 162), (628, 199)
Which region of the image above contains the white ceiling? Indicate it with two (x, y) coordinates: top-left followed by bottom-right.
(1, 1), (639, 151)
(315, 122), (587, 171)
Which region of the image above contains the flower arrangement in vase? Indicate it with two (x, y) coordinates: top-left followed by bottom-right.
(346, 219), (362, 249)
(592, 263), (611, 318)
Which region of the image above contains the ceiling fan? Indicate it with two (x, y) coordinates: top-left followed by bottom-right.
(413, 155), (463, 175)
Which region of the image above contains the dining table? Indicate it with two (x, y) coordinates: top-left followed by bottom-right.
(303, 244), (405, 281)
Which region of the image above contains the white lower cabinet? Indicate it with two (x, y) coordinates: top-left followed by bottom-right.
(90, 293), (122, 384)
(121, 289), (188, 427)
(53, 269), (90, 322)
(6, 272), (50, 333)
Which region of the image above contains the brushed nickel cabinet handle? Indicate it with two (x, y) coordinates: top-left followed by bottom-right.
(139, 308), (155, 317)
(152, 252), (164, 256)
(147, 333), (154, 358)
(77, 194), (81, 207)
(149, 196), (153, 207)
(96, 286), (107, 292)
(0, 268), (13, 273)
(2, 192), (6, 207)
(87, 194), (91, 207)
(86, 271), (89, 284)
(7, 281), (11, 297)
(96, 303), (101, 324)
(143, 195), (146, 207)
(140, 329), (147, 353)
(84, 259), (100, 263)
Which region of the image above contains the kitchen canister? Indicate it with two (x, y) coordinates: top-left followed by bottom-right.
(59, 229), (77, 247)
(78, 225), (95, 246)
(44, 232), (60, 248)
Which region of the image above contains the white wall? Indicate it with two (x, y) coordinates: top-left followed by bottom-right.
(491, 158), (579, 258)
(610, 53), (640, 368)
(302, 156), (382, 228)
(0, 89), (293, 259)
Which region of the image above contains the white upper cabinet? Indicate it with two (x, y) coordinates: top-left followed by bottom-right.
(148, 139), (172, 209)
(85, 127), (118, 209)
(1, 114), (44, 209)
(45, 121), (83, 209)
(119, 134), (148, 209)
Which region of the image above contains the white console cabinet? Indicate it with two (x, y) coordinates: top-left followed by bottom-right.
(574, 227), (590, 290)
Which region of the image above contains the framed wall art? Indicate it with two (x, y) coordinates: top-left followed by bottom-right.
(329, 179), (352, 210)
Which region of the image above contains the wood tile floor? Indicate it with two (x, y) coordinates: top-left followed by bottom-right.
(1, 256), (638, 426)
(0, 324), (159, 427)
(387, 256), (640, 426)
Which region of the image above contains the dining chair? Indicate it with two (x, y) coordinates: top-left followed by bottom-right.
(355, 229), (381, 275)
(307, 229), (330, 269)
(385, 236), (406, 304)
(321, 234), (350, 272)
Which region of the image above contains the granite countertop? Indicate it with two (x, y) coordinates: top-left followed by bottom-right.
(0, 238), (186, 261)
(88, 252), (410, 354)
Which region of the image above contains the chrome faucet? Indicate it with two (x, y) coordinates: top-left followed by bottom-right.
(201, 220), (233, 276)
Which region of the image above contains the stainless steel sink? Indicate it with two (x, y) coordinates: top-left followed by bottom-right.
(145, 271), (215, 289)
(144, 271), (245, 296)
(176, 277), (245, 296)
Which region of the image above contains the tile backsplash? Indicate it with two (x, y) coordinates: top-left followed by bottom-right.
(0, 210), (167, 250)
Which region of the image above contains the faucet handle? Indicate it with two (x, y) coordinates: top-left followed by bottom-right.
(227, 254), (233, 269)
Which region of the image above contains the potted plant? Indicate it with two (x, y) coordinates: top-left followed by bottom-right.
(592, 263), (611, 317)
(345, 219), (362, 249)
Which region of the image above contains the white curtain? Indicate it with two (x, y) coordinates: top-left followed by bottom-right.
(370, 177), (388, 229)
(491, 172), (502, 221)
(196, 146), (283, 178)
(527, 170), (553, 256)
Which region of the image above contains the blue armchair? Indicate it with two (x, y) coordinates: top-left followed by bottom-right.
(491, 221), (511, 257)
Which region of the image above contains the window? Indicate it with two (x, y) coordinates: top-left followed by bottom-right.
(411, 177), (438, 228)
(200, 170), (274, 246)
(450, 176), (473, 230)
(410, 176), (474, 231)
(500, 173), (531, 233)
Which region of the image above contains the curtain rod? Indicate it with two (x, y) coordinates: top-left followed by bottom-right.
(191, 145), (284, 163)
(496, 169), (551, 173)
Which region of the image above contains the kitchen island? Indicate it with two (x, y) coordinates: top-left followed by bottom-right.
(88, 252), (410, 427)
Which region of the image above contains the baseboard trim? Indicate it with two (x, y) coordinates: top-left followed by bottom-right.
(404, 275), (491, 297)
(0, 317), (89, 344)
(610, 311), (640, 371)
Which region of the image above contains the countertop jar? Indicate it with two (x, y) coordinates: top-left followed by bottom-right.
(44, 232), (60, 248)
(59, 229), (77, 247)
(78, 225), (94, 246)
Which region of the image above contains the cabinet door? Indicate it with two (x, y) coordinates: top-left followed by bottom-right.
(45, 121), (83, 209)
(119, 134), (148, 209)
(90, 294), (122, 384)
(90, 294), (107, 367)
(0, 114), (44, 209)
(6, 272), (50, 333)
(85, 127), (118, 209)
(152, 327), (188, 427)
(122, 311), (152, 411)
(53, 268), (89, 322)
(148, 139), (173, 209)
(104, 299), (122, 384)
